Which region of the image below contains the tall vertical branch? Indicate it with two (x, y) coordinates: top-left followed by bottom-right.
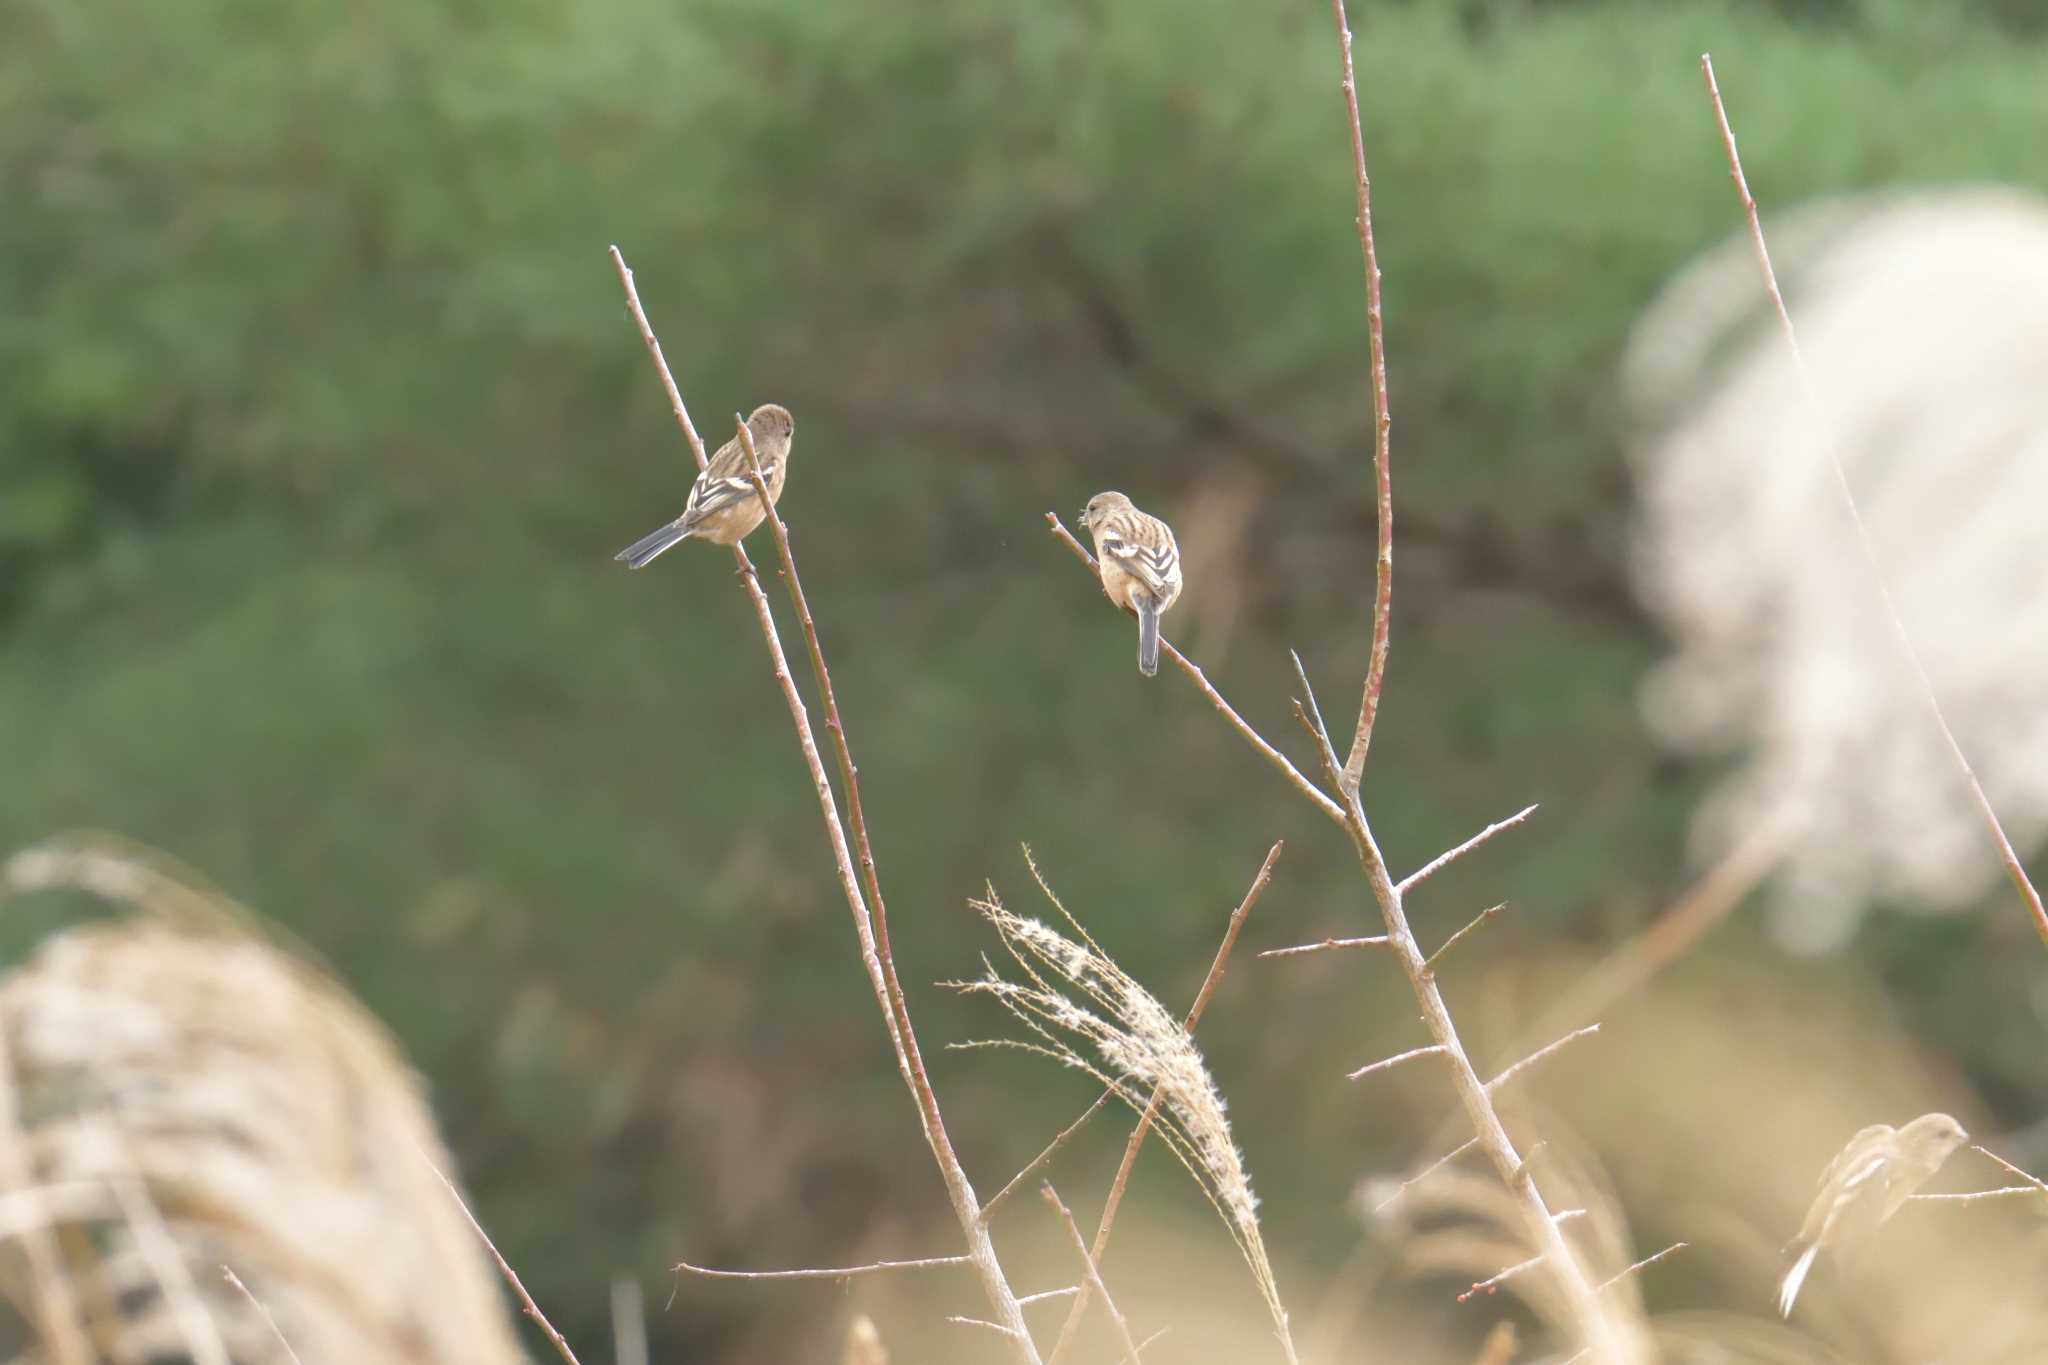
(610, 250), (1041, 1362)
(1698, 56), (2048, 945)
(1330, 0), (1395, 796)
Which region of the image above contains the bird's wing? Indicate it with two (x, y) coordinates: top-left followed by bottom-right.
(1098, 521), (1181, 597)
(682, 439), (775, 526)
(1798, 1124), (1895, 1244)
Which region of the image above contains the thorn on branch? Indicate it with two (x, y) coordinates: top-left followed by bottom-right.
(1347, 1043), (1447, 1083)
(1398, 808), (1539, 895)
(673, 1254), (972, 1282)
(1259, 934), (1391, 960)
(1423, 904), (1507, 974)
(1484, 1025), (1600, 1094)
(1594, 1242), (1687, 1293)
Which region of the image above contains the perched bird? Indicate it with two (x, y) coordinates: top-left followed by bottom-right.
(1777, 1111), (1969, 1317)
(614, 403), (796, 566)
(1079, 491), (1183, 677)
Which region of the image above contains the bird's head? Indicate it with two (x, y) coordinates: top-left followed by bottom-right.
(1079, 490), (1134, 532)
(747, 404), (796, 444)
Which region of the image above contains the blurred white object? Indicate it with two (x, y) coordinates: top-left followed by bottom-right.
(1625, 189), (2048, 953)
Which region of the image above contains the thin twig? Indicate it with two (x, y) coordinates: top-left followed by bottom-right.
(982, 1091), (1117, 1224)
(1348, 1044), (1447, 1083)
(1458, 1251), (1542, 1303)
(612, 254), (1040, 1361)
(1397, 808), (1539, 895)
(1699, 54), (2048, 946)
(1911, 1187), (2046, 1203)
(1484, 1025), (1601, 1093)
(1259, 934), (1391, 960)
(1423, 904), (1507, 974)
(222, 1267), (305, 1365)
(1019, 1286), (1083, 1307)
(428, 1156), (584, 1365)
(1043, 1184), (1144, 1365)
(676, 1254), (971, 1280)
(1045, 842), (1285, 1363)
(949, 1317), (1025, 1339)
(1968, 1145), (2048, 1196)
(1593, 1242), (1686, 1293)
(1329, 0), (1395, 796)
(1049, 515), (1346, 824)
(1374, 1137), (1480, 1214)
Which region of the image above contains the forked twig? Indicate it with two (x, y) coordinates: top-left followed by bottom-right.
(1049, 516), (1345, 825)
(1699, 54), (2048, 946)
(1043, 1184), (1143, 1365)
(611, 253), (1040, 1361)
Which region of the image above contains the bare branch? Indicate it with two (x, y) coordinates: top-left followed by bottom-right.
(1593, 1242), (1686, 1294)
(1423, 904), (1507, 974)
(609, 247), (710, 472)
(1045, 841), (1285, 1361)
(1018, 1286), (1082, 1307)
(982, 1091), (1116, 1224)
(1968, 1145), (2048, 1197)
(222, 1268), (305, 1365)
(1048, 515), (1345, 824)
(427, 1157), (584, 1365)
(1458, 1251), (1542, 1303)
(1484, 1025), (1601, 1094)
(676, 1255), (971, 1281)
(1348, 1044), (1447, 1083)
(1259, 934), (1391, 960)
(949, 1317), (1025, 1339)
(1397, 808), (1539, 895)
(1911, 1187), (2047, 1203)
(1043, 1184), (1143, 1365)
(1373, 1137), (1480, 1215)
(1699, 54), (2048, 946)
(615, 257), (1039, 1361)
(1298, 635), (1623, 1359)
(1328, 0), (1395, 796)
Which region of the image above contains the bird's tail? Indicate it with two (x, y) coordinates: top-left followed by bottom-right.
(1136, 599), (1161, 677)
(1777, 1240), (1819, 1318)
(615, 521), (692, 569)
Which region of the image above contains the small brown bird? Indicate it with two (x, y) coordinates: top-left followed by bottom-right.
(1079, 491), (1183, 677)
(614, 404), (795, 566)
(1777, 1111), (1969, 1317)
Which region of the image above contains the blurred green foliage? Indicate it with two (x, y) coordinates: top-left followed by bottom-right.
(4, 0), (2046, 1357)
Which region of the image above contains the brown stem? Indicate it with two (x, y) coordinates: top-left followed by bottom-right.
(613, 255), (1039, 1362)
(1329, 0), (1395, 796)
(1042, 1184), (1144, 1365)
(1698, 56), (2048, 946)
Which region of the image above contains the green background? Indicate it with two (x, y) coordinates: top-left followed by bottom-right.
(5, 0), (2046, 1359)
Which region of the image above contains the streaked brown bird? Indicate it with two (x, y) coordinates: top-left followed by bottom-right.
(615, 403), (795, 566)
(1079, 490), (1183, 677)
(1777, 1111), (1969, 1317)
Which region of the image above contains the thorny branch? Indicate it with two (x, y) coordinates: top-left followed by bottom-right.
(1700, 54), (2048, 946)
(613, 250), (1041, 1363)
